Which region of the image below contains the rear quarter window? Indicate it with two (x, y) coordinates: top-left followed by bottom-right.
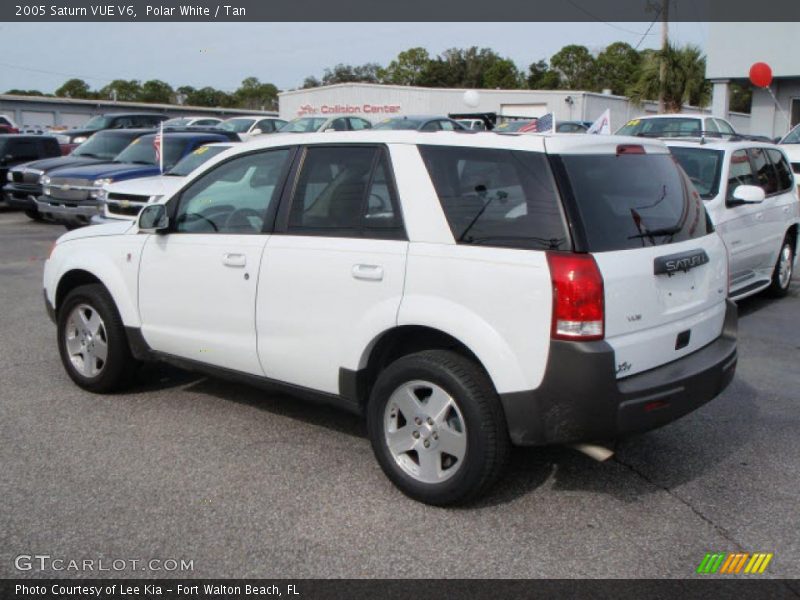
(556, 153), (712, 252)
(419, 145), (569, 250)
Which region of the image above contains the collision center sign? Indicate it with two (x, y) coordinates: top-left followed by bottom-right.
(297, 103), (401, 116)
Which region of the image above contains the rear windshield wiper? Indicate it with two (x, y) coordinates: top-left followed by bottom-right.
(628, 225), (681, 240)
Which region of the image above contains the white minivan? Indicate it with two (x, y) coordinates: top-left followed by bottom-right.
(44, 131), (737, 504)
(667, 139), (799, 299)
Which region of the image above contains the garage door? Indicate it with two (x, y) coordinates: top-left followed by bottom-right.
(500, 104), (547, 118)
(60, 112), (90, 128)
(21, 111), (54, 129)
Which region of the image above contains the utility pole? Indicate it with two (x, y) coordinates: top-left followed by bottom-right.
(658, 0), (669, 113)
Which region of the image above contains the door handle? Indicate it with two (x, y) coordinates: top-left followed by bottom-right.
(352, 264), (384, 281)
(222, 252), (246, 267)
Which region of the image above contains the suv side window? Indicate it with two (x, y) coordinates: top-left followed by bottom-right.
(704, 118), (720, 134)
(727, 149), (759, 201)
(348, 118), (371, 131)
(439, 120), (457, 131)
(748, 148), (778, 195)
(255, 119), (275, 133)
(766, 148), (794, 192)
(174, 148), (291, 234)
(716, 119), (736, 135)
(286, 145), (403, 239)
(135, 116), (162, 128)
(419, 145), (568, 250)
(421, 121), (440, 132)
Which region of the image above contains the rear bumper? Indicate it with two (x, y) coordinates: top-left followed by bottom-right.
(500, 300), (738, 446)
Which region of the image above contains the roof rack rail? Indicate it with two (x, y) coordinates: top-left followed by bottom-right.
(634, 130), (775, 144)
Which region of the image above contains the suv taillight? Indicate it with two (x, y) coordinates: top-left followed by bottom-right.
(546, 252), (604, 341)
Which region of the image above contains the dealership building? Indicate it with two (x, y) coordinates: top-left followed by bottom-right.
(278, 82), (750, 132)
(707, 22), (799, 138)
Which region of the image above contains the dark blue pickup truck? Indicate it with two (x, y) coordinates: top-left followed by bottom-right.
(37, 131), (234, 228)
(3, 129), (155, 220)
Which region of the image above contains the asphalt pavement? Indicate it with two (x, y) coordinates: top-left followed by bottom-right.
(0, 207), (798, 579)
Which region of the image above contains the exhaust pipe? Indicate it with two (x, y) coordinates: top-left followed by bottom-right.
(571, 443), (614, 462)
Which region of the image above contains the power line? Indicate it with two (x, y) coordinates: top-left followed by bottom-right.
(0, 60), (114, 85)
(634, 8), (662, 50)
(564, 0), (659, 37)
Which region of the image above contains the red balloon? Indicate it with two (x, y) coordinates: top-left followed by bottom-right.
(749, 62), (773, 88)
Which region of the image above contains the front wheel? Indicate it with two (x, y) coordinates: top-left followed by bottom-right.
(57, 284), (138, 393)
(367, 350), (510, 505)
(766, 235), (795, 297)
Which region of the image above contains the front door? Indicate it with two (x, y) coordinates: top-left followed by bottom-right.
(138, 147), (294, 375)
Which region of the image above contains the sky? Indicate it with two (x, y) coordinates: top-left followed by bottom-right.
(0, 22), (708, 94)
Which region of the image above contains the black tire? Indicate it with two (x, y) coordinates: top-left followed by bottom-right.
(24, 209), (43, 222)
(367, 350), (510, 506)
(57, 284), (139, 393)
(766, 234), (795, 297)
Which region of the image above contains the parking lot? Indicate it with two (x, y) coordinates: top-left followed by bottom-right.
(0, 206), (798, 579)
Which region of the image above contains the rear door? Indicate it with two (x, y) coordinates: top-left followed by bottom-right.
(747, 147), (783, 274)
(551, 140), (727, 378)
(256, 144), (407, 394)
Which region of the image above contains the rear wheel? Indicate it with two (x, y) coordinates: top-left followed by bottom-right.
(767, 235), (795, 297)
(57, 284), (138, 393)
(24, 209), (43, 222)
(367, 350), (510, 505)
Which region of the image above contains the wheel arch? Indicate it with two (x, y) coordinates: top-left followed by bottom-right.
(348, 325), (495, 412)
(53, 267), (138, 327)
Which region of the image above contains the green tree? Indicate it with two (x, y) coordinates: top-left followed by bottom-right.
(301, 76), (321, 89)
(185, 86), (233, 107)
(6, 88), (46, 96)
(380, 47), (431, 86)
(550, 45), (596, 90)
(234, 77), (279, 111)
(484, 58), (522, 89)
(139, 79), (174, 104)
(99, 79), (141, 102)
(321, 63), (382, 85)
(55, 78), (92, 99)
(627, 43), (710, 111)
(595, 42), (641, 95)
(526, 59), (561, 89)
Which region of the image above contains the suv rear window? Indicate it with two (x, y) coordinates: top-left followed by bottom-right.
(557, 153), (712, 252)
(419, 145), (568, 250)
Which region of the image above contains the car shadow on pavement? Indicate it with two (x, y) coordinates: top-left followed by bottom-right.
(735, 280), (799, 318)
(128, 359), (760, 509)
(472, 377), (760, 509)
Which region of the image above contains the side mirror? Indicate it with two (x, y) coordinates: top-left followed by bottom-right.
(773, 137), (783, 144)
(323, 127), (336, 133)
(730, 184), (766, 205)
(138, 203), (168, 233)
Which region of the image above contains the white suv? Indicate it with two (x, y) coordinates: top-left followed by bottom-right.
(43, 131), (737, 505)
(667, 139), (799, 299)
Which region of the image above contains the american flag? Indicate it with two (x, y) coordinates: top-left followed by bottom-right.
(154, 122), (163, 172)
(519, 112), (555, 133)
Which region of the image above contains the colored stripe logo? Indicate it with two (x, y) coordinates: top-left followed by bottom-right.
(697, 552), (773, 574)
